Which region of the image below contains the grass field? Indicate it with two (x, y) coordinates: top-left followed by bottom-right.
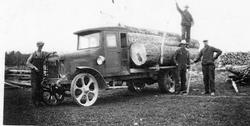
(3, 71), (250, 126)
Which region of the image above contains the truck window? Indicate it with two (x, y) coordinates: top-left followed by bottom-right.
(106, 34), (117, 47)
(120, 33), (127, 48)
(78, 33), (100, 49)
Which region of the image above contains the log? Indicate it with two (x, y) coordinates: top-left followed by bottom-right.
(231, 79), (239, 93)
(5, 80), (31, 87)
(5, 74), (30, 77)
(4, 82), (22, 88)
(130, 43), (199, 67)
(130, 42), (159, 66)
(128, 33), (200, 49)
(6, 69), (31, 74)
(127, 30), (200, 67)
(226, 65), (250, 77)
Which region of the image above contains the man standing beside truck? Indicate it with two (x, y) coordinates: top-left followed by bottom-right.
(193, 40), (222, 96)
(173, 40), (190, 94)
(26, 41), (54, 106)
(176, 1), (194, 44)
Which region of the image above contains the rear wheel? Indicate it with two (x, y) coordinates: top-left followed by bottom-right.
(71, 73), (99, 106)
(158, 71), (175, 93)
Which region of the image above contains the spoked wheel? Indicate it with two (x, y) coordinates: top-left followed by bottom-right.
(42, 85), (64, 106)
(71, 73), (99, 107)
(158, 70), (175, 93)
(127, 82), (145, 93)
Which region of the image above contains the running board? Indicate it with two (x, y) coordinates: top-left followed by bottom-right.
(106, 86), (128, 90)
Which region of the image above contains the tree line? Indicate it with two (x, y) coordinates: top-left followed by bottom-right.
(5, 51), (30, 67)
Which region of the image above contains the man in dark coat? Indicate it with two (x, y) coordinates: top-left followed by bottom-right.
(193, 40), (222, 95)
(174, 40), (190, 94)
(176, 2), (194, 44)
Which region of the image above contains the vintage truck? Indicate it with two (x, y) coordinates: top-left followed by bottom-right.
(42, 26), (199, 106)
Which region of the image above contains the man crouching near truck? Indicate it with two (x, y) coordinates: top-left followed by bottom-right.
(173, 40), (190, 94)
(26, 41), (55, 106)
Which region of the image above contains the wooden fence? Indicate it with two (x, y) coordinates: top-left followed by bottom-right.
(5, 69), (31, 88)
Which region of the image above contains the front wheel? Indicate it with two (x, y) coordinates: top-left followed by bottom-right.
(71, 73), (99, 106)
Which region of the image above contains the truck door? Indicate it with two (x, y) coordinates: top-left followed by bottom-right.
(104, 31), (122, 75)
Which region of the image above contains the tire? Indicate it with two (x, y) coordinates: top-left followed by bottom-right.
(70, 72), (99, 106)
(158, 71), (175, 93)
(42, 86), (64, 106)
(41, 80), (64, 106)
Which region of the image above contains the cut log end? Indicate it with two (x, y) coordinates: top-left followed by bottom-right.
(130, 43), (147, 66)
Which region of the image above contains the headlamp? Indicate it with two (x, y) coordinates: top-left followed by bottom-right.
(97, 56), (105, 65)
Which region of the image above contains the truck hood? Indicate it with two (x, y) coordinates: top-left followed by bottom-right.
(59, 49), (97, 61)
(47, 50), (86, 62)
(49, 48), (101, 62)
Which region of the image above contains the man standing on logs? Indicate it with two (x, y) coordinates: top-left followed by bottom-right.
(193, 40), (222, 96)
(173, 40), (190, 94)
(176, 1), (194, 44)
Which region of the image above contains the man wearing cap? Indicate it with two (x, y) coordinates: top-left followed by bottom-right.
(176, 1), (194, 44)
(26, 41), (54, 106)
(193, 40), (222, 96)
(173, 40), (190, 94)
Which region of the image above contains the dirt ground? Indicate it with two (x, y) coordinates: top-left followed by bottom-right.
(3, 70), (250, 126)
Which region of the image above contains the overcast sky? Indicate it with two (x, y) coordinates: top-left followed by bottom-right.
(1, 0), (250, 54)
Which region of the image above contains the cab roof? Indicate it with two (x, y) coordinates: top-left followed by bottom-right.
(73, 26), (163, 36)
(74, 26), (129, 36)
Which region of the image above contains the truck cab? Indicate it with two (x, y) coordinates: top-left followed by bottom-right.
(74, 27), (130, 77)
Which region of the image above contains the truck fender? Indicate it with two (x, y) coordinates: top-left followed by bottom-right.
(75, 66), (107, 89)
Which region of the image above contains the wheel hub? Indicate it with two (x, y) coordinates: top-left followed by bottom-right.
(83, 88), (89, 94)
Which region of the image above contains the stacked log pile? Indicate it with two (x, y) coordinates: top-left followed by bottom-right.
(127, 32), (200, 67)
(220, 52), (250, 78)
(220, 52), (250, 66)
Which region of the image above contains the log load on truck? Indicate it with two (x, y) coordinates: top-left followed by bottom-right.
(128, 32), (199, 67)
(41, 26), (200, 107)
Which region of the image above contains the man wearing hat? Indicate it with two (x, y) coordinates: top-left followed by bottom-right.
(176, 1), (194, 44)
(173, 40), (190, 94)
(26, 41), (54, 106)
(193, 40), (222, 95)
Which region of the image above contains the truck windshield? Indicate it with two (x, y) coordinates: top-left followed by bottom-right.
(78, 32), (100, 49)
